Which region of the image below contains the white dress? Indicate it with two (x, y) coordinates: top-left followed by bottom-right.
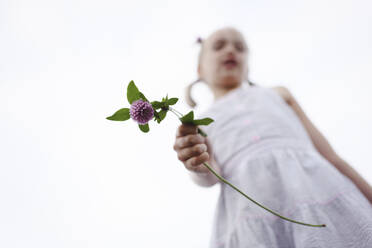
(197, 83), (372, 248)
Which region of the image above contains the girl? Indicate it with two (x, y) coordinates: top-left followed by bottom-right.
(173, 26), (372, 247)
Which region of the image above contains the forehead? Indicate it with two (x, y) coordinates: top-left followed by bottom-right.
(206, 28), (245, 45)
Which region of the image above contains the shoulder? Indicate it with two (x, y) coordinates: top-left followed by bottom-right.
(270, 85), (293, 104)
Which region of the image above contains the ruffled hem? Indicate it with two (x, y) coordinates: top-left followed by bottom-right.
(210, 189), (372, 248)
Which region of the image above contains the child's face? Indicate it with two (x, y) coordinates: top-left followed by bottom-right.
(198, 28), (249, 92)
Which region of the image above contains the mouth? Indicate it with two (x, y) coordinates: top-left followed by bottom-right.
(223, 59), (238, 68)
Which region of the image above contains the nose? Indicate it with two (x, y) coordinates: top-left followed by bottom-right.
(225, 43), (234, 52)
(225, 43), (236, 56)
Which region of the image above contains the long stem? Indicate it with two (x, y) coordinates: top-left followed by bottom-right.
(170, 107), (183, 117)
(202, 161), (325, 227)
(169, 107), (326, 228)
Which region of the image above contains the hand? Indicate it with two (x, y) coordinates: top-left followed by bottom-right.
(173, 124), (211, 174)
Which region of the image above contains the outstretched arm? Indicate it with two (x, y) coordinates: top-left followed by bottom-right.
(273, 86), (372, 205)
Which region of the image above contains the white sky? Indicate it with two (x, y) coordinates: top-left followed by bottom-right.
(1, 0), (371, 247)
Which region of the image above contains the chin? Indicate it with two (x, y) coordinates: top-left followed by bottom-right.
(219, 75), (241, 89)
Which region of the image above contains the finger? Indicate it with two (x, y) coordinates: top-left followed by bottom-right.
(185, 152), (210, 169)
(187, 163), (208, 174)
(177, 143), (207, 162)
(176, 124), (198, 137)
(205, 138), (212, 153)
(173, 134), (205, 150)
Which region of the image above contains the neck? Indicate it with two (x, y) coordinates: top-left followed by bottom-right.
(212, 83), (243, 100)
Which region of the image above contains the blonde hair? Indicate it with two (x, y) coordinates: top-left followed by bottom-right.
(185, 35), (256, 108)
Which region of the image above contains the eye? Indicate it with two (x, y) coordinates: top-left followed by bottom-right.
(235, 42), (245, 52)
(213, 40), (225, 51)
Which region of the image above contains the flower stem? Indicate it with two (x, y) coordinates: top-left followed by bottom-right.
(169, 107), (182, 118)
(169, 107), (326, 228)
(169, 107), (183, 117)
(202, 161), (326, 228)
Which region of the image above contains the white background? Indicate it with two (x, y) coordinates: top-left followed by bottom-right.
(1, 0), (371, 247)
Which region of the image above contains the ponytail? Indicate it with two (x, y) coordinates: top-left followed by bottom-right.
(185, 78), (201, 108)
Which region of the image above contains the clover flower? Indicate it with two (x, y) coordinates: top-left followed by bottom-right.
(130, 99), (154, 124)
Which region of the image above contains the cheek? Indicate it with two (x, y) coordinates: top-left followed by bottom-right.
(204, 56), (220, 74)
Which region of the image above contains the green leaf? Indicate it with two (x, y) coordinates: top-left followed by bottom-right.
(138, 123), (149, 133)
(159, 109), (167, 121)
(106, 108), (130, 121)
(151, 101), (164, 109)
(193, 117), (214, 126)
(138, 92), (149, 102)
(127, 80), (140, 104)
(167, 98), (178, 105)
(153, 110), (160, 119)
(153, 110), (161, 123)
(180, 111), (194, 124)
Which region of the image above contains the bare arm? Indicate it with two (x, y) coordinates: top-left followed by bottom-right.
(273, 86), (372, 205)
(327, 155), (372, 205)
